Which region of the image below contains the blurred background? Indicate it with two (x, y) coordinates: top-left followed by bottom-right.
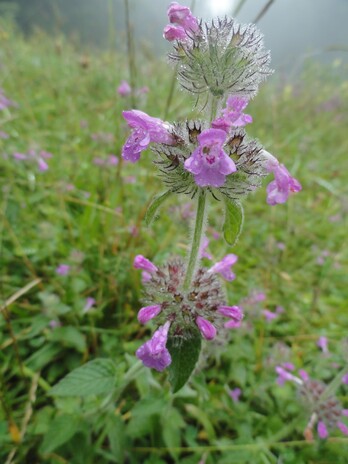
(1, 0), (348, 72)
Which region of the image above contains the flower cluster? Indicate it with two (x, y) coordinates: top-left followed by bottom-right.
(275, 364), (348, 440)
(133, 254), (242, 371)
(121, 3), (301, 205)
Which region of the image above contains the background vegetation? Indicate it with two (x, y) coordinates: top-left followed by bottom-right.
(1, 13), (348, 464)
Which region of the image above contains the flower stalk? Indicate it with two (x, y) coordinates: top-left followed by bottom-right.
(183, 190), (207, 290)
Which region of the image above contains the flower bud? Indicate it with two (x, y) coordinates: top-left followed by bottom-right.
(196, 316), (216, 340)
(137, 305), (162, 324)
(133, 255), (158, 273)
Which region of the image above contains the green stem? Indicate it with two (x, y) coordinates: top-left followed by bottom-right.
(183, 191), (207, 290)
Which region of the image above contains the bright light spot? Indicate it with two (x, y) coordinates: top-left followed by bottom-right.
(209, 0), (237, 16)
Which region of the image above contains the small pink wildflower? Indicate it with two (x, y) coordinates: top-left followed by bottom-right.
(56, 264), (70, 276)
(195, 316), (216, 340)
(208, 254), (238, 281)
(163, 2), (199, 42)
(137, 305), (162, 324)
(342, 373), (348, 385)
(200, 237), (212, 260)
(317, 421), (328, 439)
(229, 387), (242, 403)
(317, 336), (329, 354)
(83, 297), (96, 314)
(262, 309), (278, 322)
(264, 153), (302, 206)
(117, 80), (131, 97)
(122, 110), (175, 163)
(184, 128), (236, 188)
(133, 255), (158, 273)
(212, 96), (252, 132)
(136, 321), (172, 371)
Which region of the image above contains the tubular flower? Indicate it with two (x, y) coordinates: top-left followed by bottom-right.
(212, 96), (252, 132)
(133, 255), (158, 273)
(122, 110), (175, 163)
(208, 254), (238, 281)
(262, 151), (302, 205)
(184, 128), (236, 187)
(137, 305), (162, 324)
(164, 2), (199, 42)
(195, 316), (216, 340)
(136, 322), (172, 371)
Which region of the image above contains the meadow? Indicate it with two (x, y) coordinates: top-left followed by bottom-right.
(1, 16), (348, 464)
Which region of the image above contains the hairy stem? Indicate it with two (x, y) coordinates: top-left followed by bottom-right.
(183, 191), (207, 290)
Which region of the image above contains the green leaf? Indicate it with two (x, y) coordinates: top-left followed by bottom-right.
(50, 358), (116, 397)
(40, 414), (80, 454)
(144, 191), (172, 226)
(47, 326), (86, 353)
(223, 198), (244, 246)
(167, 329), (201, 393)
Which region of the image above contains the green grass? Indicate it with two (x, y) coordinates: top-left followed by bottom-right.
(1, 20), (348, 464)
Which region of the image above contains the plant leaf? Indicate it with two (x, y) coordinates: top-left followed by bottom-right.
(167, 329), (201, 393)
(144, 191), (172, 226)
(223, 198), (244, 246)
(40, 414), (80, 454)
(50, 358), (116, 397)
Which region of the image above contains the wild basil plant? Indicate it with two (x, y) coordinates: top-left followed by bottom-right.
(120, 2), (301, 392)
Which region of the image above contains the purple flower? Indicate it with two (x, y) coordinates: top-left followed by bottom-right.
(229, 387), (242, 403)
(136, 321), (172, 371)
(55, 264), (70, 276)
(265, 156), (302, 206)
(184, 128), (236, 187)
(141, 271), (152, 283)
(317, 336), (329, 354)
(212, 96), (252, 132)
(0, 88), (16, 111)
(208, 254), (238, 281)
(133, 255), (158, 273)
(317, 421), (328, 439)
(163, 24), (187, 41)
(137, 305), (162, 324)
(200, 237), (212, 260)
(299, 369), (309, 382)
(108, 155), (119, 165)
(122, 110), (174, 163)
(83, 297), (96, 314)
(117, 80), (131, 97)
(342, 374), (348, 385)
(337, 422), (348, 435)
(224, 320), (242, 329)
(163, 2), (199, 42)
(218, 305), (243, 321)
(195, 316), (216, 340)
(262, 309), (278, 322)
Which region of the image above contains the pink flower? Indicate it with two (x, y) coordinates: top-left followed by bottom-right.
(298, 369), (309, 382)
(184, 128), (236, 187)
(218, 305), (243, 321)
(56, 264), (70, 276)
(212, 96), (252, 132)
(224, 320), (242, 329)
(317, 336), (329, 354)
(196, 316), (216, 340)
(265, 156), (302, 206)
(200, 237), (212, 260)
(141, 271), (152, 283)
(229, 387), (242, 403)
(262, 309), (278, 321)
(163, 2), (199, 42)
(337, 422), (348, 435)
(342, 373), (348, 385)
(108, 155), (119, 165)
(136, 321), (172, 371)
(208, 254), (238, 281)
(163, 24), (187, 41)
(137, 305), (162, 324)
(317, 421), (328, 439)
(117, 80), (131, 97)
(83, 297), (96, 314)
(0, 88), (16, 111)
(122, 110), (175, 163)
(133, 255), (158, 273)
